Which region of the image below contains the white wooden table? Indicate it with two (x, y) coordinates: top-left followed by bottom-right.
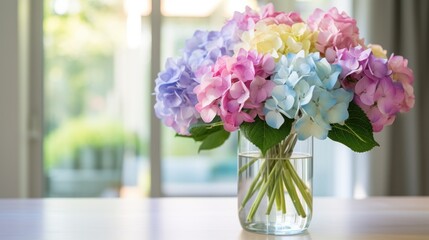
(0, 197), (428, 240)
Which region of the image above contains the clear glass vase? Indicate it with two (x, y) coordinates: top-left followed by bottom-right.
(237, 131), (313, 235)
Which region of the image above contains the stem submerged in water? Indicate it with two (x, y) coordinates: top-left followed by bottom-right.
(239, 132), (312, 222)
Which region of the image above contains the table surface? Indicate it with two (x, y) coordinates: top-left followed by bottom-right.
(0, 197), (428, 240)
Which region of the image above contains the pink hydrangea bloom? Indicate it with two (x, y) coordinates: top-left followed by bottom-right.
(354, 97), (396, 132)
(229, 6), (260, 31)
(194, 50), (275, 132)
(259, 3), (303, 26)
(331, 46), (413, 132)
(356, 78), (404, 132)
(308, 7), (363, 54)
(194, 71), (231, 123)
(388, 55), (415, 112)
(221, 4), (302, 53)
(226, 3), (303, 32)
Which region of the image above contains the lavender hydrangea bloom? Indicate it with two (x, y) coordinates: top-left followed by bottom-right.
(154, 30), (232, 134)
(154, 58), (200, 135)
(184, 30), (233, 72)
(264, 51), (353, 140)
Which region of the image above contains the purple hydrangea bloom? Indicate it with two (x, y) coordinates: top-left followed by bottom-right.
(332, 46), (406, 132)
(184, 30), (233, 72)
(154, 58), (200, 135)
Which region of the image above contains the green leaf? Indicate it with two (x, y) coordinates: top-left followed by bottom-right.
(189, 121), (224, 141)
(240, 117), (293, 156)
(198, 129), (230, 152)
(176, 121), (230, 152)
(328, 102), (380, 152)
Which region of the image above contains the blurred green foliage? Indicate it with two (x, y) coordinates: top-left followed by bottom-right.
(44, 0), (123, 133)
(43, 0), (147, 170)
(44, 117), (145, 169)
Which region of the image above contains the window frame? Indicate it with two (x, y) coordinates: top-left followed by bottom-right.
(28, 0), (45, 198)
(149, 0), (162, 197)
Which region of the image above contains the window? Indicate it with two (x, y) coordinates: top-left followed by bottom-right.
(44, 0), (151, 197)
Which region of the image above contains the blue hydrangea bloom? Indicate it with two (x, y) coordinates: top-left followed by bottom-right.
(264, 50), (353, 140)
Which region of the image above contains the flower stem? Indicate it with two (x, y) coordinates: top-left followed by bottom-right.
(239, 132), (312, 222)
(285, 160), (313, 210)
(278, 173), (286, 214)
(265, 167), (280, 215)
(282, 167), (306, 218)
(239, 160), (267, 210)
(246, 161), (281, 222)
(238, 157), (259, 175)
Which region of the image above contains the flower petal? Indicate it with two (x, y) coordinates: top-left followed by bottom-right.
(266, 111), (285, 129)
(295, 114), (329, 140)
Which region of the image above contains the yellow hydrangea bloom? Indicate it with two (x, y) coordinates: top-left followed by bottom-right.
(234, 22), (318, 60)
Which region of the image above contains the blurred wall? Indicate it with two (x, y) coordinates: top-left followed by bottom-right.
(0, 0), (29, 198)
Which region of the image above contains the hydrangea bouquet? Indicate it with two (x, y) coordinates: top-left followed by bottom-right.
(154, 4), (414, 233)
